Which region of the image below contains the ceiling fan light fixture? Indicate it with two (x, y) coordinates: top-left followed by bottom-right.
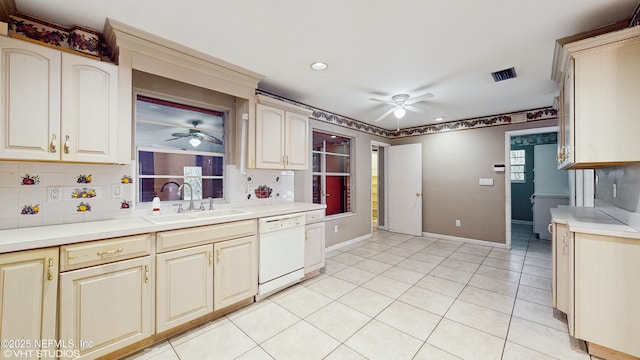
(189, 137), (202, 147)
(393, 106), (406, 119)
(310, 62), (328, 71)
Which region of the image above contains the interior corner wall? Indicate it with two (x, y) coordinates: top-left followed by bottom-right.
(295, 119), (387, 248)
(391, 119), (556, 244)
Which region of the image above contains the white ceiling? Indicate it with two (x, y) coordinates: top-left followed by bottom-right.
(13, 0), (639, 129)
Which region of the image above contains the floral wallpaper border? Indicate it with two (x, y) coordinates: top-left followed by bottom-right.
(256, 89), (557, 138)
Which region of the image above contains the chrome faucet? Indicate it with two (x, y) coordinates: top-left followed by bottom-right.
(177, 183), (196, 212)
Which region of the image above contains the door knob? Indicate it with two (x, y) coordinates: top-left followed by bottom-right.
(416, 192), (421, 197)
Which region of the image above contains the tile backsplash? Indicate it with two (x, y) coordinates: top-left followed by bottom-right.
(0, 161), (294, 230)
(0, 161), (135, 230)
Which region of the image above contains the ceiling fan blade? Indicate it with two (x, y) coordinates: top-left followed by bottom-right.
(200, 133), (223, 145)
(165, 137), (181, 141)
(374, 107), (395, 122)
(406, 92), (434, 105)
(369, 98), (396, 105)
(170, 132), (191, 137)
(405, 105), (426, 114)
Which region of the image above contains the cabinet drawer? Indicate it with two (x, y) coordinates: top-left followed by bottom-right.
(60, 233), (152, 271)
(157, 219), (257, 253)
(305, 209), (325, 224)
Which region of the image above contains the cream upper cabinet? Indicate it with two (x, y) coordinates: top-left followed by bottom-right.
(59, 256), (153, 360)
(61, 52), (118, 163)
(0, 36), (61, 161)
(0, 248), (58, 360)
(553, 26), (640, 169)
(0, 36), (122, 164)
(253, 99), (310, 170)
(156, 244), (213, 333)
(213, 235), (257, 310)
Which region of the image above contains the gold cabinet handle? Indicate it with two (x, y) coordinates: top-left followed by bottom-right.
(144, 265), (149, 283)
(49, 134), (57, 153)
(548, 223), (553, 234)
(63, 135), (70, 154)
(561, 235), (568, 255)
(216, 249), (221, 264)
(208, 251), (213, 267)
(47, 257), (54, 281)
(97, 248), (124, 256)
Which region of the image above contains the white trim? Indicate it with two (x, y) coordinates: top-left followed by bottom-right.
(422, 232), (508, 249)
(325, 233), (372, 252)
(371, 140), (391, 234)
(512, 219), (533, 225)
(505, 126), (558, 250)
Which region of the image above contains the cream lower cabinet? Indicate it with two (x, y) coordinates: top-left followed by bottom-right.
(574, 233), (640, 358)
(304, 222), (325, 274)
(59, 256), (153, 360)
(213, 236), (257, 310)
(551, 222), (574, 335)
(156, 244), (213, 333)
(0, 248), (58, 360)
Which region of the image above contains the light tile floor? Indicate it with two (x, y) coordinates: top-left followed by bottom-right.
(125, 224), (594, 360)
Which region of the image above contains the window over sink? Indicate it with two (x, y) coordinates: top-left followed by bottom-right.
(135, 95), (226, 202)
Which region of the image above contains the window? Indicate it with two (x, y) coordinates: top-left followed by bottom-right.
(312, 131), (352, 216)
(510, 149), (526, 182)
(135, 95), (225, 202)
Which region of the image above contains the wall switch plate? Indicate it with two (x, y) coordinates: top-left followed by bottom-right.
(334, 225), (338, 233)
(47, 186), (62, 202)
(455, 219), (461, 227)
(479, 178), (494, 186)
(112, 184), (122, 198)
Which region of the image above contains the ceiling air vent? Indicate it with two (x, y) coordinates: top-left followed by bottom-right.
(491, 67), (517, 82)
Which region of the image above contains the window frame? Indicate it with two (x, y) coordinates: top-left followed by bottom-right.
(134, 92), (228, 204)
(509, 149), (526, 183)
(312, 130), (353, 217)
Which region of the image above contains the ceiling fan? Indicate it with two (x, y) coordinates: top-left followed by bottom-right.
(369, 92), (434, 123)
(165, 119), (223, 147)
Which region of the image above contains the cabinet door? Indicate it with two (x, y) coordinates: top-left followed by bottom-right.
(553, 223), (571, 316)
(0, 37), (60, 161)
(61, 53), (118, 163)
(255, 104), (285, 169)
(574, 233), (640, 357)
(304, 222), (325, 274)
(0, 248), (58, 360)
(214, 236), (257, 310)
(59, 256), (152, 360)
(156, 245), (213, 333)
(284, 111), (309, 170)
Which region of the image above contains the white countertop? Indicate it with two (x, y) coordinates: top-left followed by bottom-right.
(0, 202), (326, 253)
(550, 206), (640, 239)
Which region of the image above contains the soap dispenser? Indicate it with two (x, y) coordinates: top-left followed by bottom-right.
(152, 196), (161, 215)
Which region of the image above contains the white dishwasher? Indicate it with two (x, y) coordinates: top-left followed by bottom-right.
(257, 212), (306, 300)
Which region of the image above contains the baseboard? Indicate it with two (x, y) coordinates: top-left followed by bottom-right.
(511, 219), (533, 225)
(422, 232), (508, 249)
(325, 233), (372, 252)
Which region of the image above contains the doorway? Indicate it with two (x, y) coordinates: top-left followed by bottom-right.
(504, 126), (558, 249)
(371, 141), (389, 231)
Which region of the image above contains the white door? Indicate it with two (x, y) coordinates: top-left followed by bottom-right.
(388, 143), (423, 236)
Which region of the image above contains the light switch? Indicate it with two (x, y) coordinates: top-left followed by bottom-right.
(479, 178), (494, 186)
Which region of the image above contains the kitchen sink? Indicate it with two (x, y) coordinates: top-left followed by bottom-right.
(189, 209), (250, 218)
(144, 209), (250, 224)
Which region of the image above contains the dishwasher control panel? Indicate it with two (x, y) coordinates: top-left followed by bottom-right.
(259, 213), (306, 233)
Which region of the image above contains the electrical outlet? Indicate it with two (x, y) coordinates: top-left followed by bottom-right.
(334, 225), (339, 233)
(613, 183), (617, 198)
(455, 219), (461, 227)
(47, 186), (62, 202)
(112, 184), (122, 198)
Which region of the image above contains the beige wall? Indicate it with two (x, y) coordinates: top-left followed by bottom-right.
(392, 119), (556, 244)
(295, 119), (388, 248)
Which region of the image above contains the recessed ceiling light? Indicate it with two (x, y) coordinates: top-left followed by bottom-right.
(310, 62), (328, 71)
(434, 117), (444, 121)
